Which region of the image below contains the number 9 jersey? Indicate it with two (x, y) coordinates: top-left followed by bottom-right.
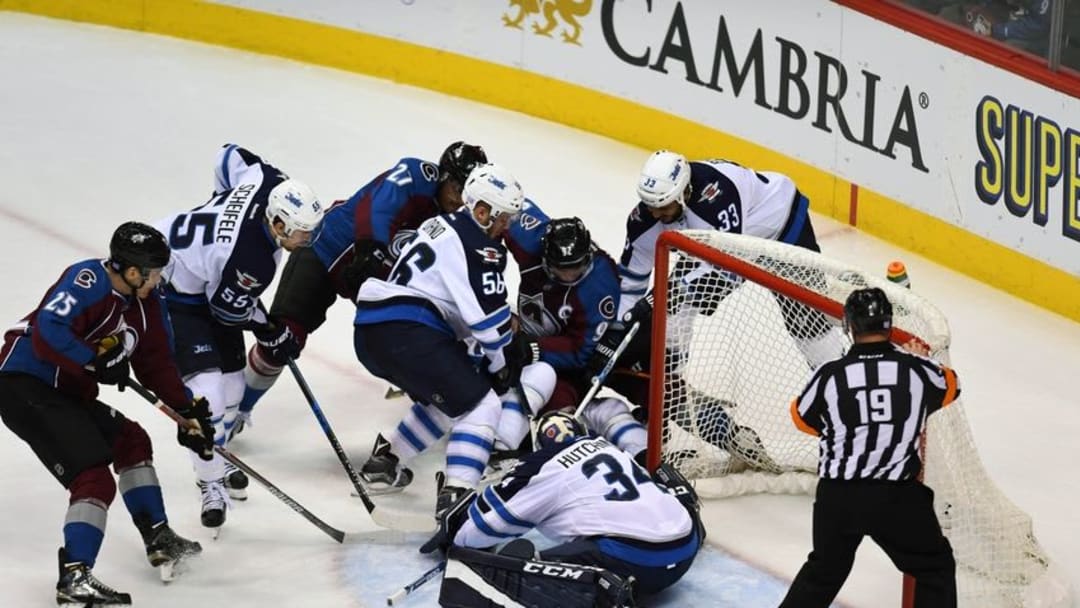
(154, 144), (288, 325)
(354, 209), (513, 374)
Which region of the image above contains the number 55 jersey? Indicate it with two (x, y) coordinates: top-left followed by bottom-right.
(154, 144), (287, 326)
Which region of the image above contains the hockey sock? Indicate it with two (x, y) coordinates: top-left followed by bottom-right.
(117, 461), (167, 528)
(219, 370), (245, 444)
(387, 402), (452, 461)
(64, 466), (115, 567)
(239, 344), (284, 415)
(445, 390), (501, 488)
(493, 362), (554, 450)
(186, 370), (228, 482)
(582, 397), (648, 456)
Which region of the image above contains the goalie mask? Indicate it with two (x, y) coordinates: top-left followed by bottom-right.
(534, 411), (585, 451)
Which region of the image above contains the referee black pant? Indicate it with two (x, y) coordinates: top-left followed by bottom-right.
(780, 478), (957, 608)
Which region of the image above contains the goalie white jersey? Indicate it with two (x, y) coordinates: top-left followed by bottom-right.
(354, 210), (513, 373)
(454, 436), (692, 549)
(618, 159), (803, 317)
(154, 144), (287, 325)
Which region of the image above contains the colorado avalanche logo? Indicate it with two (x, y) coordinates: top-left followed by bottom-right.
(74, 269), (97, 289)
(557, 304), (573, 321)
(519, 213), (542, 231)
(598, 295), (616, 319)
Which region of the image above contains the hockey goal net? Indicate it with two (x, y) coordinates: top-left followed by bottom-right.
(645, 230), (1070, 608)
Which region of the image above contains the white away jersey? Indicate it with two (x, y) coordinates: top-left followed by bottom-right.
(154, 144), (286, 325)
(617, 159), (798, 317)
(454, 436), (692, 549)
(354, 210), (513, 373)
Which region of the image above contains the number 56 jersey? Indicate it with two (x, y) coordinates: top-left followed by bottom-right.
(354, 210), (513, 374)
(154, 144), (287, 325)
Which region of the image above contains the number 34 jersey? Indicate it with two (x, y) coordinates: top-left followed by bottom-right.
(154, 144), (287, 325)
(354, 210), (513, 374)
(455, 436), (692, 549)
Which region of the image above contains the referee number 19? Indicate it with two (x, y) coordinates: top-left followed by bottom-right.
(855, 388), (893, 423)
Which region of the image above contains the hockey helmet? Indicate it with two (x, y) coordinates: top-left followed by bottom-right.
(266, 179), (325, 242)
(637, 150), (691, 209)
(843, 287), (893, 334)
(108, 221), (170, 273)
(542, 217), (594, 285)
(439, 141), (488, 186)
(462, 163), (524, 227)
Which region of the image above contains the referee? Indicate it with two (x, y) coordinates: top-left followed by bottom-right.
(780, 287), (958, 608)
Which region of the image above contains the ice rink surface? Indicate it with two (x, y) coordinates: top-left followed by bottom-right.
(0, 12), (1077, 607)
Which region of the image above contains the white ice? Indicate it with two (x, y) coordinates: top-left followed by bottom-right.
(0, 13), (1076, 608)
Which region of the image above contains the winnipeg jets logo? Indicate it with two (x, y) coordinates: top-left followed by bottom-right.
(698, 181), (722, 202)
(284, 192), (303, 208)
(486, 175), (508, 190)
(475, 247), (503, 264)
(235, 270), (262, 291)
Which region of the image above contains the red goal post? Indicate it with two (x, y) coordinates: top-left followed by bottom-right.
(644, 229), (1071, 608)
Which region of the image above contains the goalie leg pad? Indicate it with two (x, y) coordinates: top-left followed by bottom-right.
(440, 546), (635, 608)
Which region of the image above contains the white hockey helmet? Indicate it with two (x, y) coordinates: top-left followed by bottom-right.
(637, 150), (691, 208)
(266, 179), (325, 238)
(462, 163), (524, 227)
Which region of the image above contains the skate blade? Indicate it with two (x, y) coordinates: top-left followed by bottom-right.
(159, 551), (199, 583)
(226, 488), (248, 501)
(351, 485), (406, 498)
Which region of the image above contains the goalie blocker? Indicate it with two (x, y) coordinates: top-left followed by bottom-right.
(440, 544), (635, 608)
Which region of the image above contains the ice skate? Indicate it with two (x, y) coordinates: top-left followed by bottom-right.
(434, 471), (469, 520)
(55, 548), (131, 606)
(143, 522), (202, 582)
(358, 434), (413, 496)
(198, 478), (230, 538)
(223, 461), (249, 501)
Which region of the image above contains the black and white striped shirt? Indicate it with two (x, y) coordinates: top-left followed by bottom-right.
(790, 341), (960, 481)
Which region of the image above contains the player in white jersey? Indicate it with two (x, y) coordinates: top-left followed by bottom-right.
(421, 411), (703, 607)
(353, 163), (551, 515)
(154, 144), (325, 531)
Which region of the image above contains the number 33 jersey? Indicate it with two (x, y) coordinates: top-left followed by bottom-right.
(454, 436), (692, 549)
(154, 144), (287, 325)
(354, 210), (513, 374)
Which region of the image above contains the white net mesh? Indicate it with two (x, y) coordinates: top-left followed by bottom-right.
(652, 230), (1070, 608)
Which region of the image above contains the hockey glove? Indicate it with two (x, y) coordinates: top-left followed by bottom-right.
(586, 321), (627, 379)
(622, 291), (654, 326)
(341, 238), (389, 296)
(174, 397), (214, 461)
(489, 364), (518, 397)
(420, 488), (476, 555)
(506, 333), (541, 370)
(253, 319), (302, 363)
(93, 339), (130, 390)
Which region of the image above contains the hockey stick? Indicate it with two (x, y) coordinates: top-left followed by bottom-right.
(572, 321), (640, 418)
(386, 561), (446, 605)
(124, 380), (383, 544)
(285, 358), (435, 533)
